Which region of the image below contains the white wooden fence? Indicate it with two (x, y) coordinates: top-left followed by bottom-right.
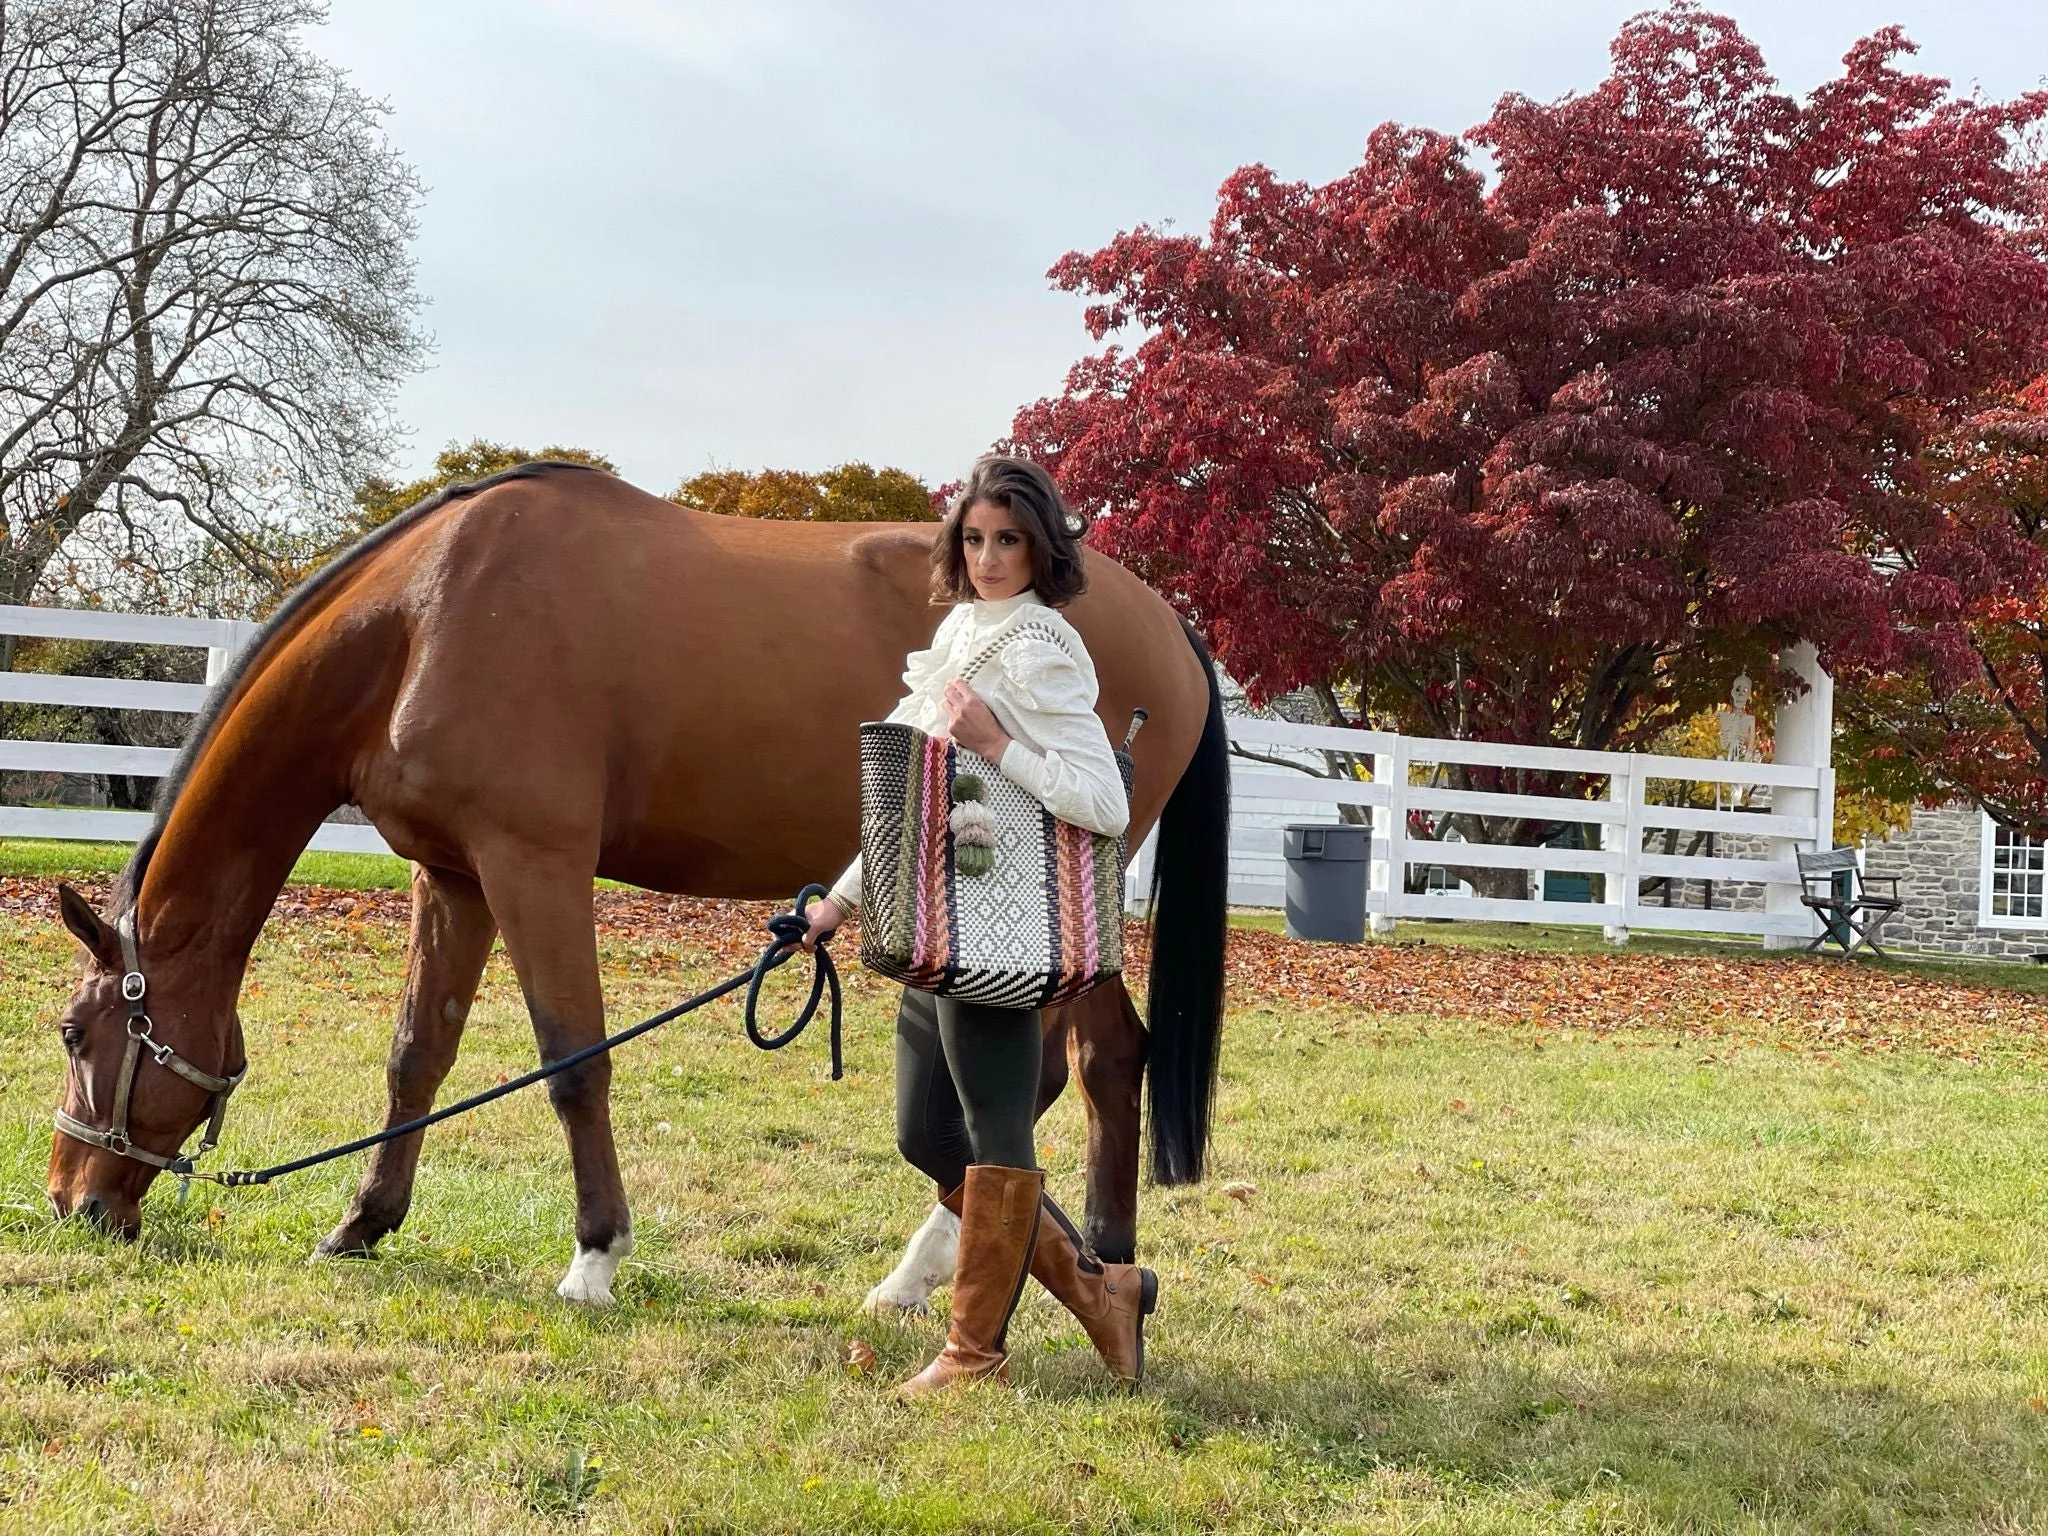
(0, 604), (389, 854)
(3, 604), (1831, 941)
(1143, 715), (1832, 942)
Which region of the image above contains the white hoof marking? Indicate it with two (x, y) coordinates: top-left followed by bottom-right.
(556, 1230), (633, 1305)
(862, 1202), (959, 1316)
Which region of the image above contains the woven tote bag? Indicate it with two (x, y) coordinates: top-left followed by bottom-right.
(857, 624), (1133, 1008)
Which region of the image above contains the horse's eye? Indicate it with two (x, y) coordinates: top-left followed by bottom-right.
(60, 1027), (85, 1053)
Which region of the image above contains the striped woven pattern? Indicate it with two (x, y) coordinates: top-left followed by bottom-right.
(858, 722), (1130, 1007)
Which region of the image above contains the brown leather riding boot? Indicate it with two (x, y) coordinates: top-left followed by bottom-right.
(1029, 1195), (1158, 1385)
(937, 1186), (1159, 1386)
(897, 1164), (1042, 1397)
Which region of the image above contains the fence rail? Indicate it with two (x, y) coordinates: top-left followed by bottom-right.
(3, 603), (1831, 941)
(1168, 712), (1832, 941)
(0, 604), (378, 855)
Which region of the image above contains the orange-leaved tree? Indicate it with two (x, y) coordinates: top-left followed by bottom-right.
(671, 463), (938, 522)
(352, 439), (618, 532)
(1841, 376), (2048, 834)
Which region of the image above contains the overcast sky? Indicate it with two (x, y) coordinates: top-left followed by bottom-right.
(316, 1), (2048, 496)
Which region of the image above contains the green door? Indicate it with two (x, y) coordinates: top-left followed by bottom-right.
(1541, 823), (1595, 903)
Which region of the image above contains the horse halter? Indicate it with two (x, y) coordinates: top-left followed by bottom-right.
(52, 909), (246, 1179)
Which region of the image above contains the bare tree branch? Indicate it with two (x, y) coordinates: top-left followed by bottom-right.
(0, 0), (425, 617)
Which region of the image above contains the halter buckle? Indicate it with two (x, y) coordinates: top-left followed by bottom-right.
(121, 971), (146, 1003)
(103, 1127), (130, 1155)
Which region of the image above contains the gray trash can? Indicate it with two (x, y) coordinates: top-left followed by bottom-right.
(1283, 822), (1371, 942)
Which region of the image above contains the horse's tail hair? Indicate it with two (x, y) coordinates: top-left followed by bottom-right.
(1143, 619), (1230, 1185)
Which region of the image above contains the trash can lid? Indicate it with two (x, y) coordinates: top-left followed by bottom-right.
(1282, 823), (1372, 860)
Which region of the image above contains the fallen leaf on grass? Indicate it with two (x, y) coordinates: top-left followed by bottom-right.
(1222, 1181), (1257, 1203)
(844, 1340), (877, 1376)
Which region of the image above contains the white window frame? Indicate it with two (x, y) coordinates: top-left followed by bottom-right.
(1978, 812), (2048, 929)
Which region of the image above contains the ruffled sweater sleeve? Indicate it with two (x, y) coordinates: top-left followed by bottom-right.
(990, 638), (1129, 839)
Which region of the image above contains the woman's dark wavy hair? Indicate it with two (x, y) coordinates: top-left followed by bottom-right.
(931, 455), (1090, 608)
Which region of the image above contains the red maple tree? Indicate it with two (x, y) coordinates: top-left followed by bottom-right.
(1013, 6), (2048, 764)
(1842, 375), (2048, 832)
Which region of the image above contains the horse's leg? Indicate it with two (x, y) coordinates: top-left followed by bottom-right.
(861, 1005), (1081, 1316)
(316, 864), (497, 1257)
(1038, 1005), (1073, 1119)
(475, 853), (631, 1305)
(1073, 978), (1144, 1264)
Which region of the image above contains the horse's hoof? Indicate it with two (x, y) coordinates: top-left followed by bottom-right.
(861, 1283), (932, 1318)
(313, 1223), (385, 1259)
(861, 1202), (958, 1318)
(556, 1232), (632, 1305)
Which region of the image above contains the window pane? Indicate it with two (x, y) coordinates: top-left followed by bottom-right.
(1983, 820), (2048, 922)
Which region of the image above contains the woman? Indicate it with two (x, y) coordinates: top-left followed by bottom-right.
(803, 455), (1158, 1395)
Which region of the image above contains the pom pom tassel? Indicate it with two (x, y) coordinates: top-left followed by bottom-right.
(951, 773), (995, 875)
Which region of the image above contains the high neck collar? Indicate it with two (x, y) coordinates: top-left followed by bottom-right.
(968, 589), (1038, 624)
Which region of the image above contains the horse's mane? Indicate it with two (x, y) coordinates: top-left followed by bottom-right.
(112, 461), (607, 917)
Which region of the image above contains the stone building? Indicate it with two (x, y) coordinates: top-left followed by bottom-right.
(1862, 804), (2048, 961)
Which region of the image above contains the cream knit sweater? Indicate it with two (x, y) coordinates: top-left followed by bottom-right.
(829, 590), (1130, 910)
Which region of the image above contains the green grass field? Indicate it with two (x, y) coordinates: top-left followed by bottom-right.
(0, 837), (416, 890)
(1, 845), (2046, 1531)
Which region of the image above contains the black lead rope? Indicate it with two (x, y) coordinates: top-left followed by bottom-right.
(203, 885), (842, 1190)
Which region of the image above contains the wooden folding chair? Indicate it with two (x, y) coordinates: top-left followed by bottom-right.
(1797, 848), (1901, 957)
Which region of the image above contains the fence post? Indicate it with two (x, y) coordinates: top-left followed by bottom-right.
(1368, 748), (1390, 935)
(1763, 640), (1833, 949)
(1372, 736), (1409, 937)
(203, 620), (258, 689)
(1602, 759), (1634, 945)
(1124, 827), (1158, 916)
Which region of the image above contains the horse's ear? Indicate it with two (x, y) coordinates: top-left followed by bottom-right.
(56, 884), (119, 968)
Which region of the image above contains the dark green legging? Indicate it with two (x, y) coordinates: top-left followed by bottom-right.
(894, 987), (1041, 1184)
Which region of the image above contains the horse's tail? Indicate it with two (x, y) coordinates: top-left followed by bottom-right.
(1144, 619), (1230, 1186)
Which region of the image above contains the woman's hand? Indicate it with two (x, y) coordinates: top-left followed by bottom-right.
(800, 895), (844, 952)
(941, 679), (1012, 760)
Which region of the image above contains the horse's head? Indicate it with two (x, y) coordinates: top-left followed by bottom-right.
(46, 884), (243, 1238)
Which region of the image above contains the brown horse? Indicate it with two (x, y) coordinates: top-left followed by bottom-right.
(44, 463), (1228, 1302)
